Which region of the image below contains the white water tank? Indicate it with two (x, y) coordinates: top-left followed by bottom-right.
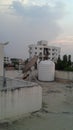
(38, 60), (55, 81)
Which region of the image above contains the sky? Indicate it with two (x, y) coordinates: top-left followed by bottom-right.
(0, 0), (73, 60)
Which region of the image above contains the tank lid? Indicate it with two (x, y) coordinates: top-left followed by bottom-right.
(39, 60), (55, 65)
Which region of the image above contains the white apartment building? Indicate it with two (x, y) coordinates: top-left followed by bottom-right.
(29, 40), (61, 62)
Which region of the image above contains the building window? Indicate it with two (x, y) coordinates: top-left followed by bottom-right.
(39, 52), (42, 55)
(58, 55), (60, 57)
(40, 48), (42, 50)
(35, 52), (37, 55)
(30, 47), (32, 50)
(52, 49), (55, 51)
(30, 52), (32, 54)
(39, 57), (42, 60)
(35, 47), (37, 49)
(52, 58), (54, 60)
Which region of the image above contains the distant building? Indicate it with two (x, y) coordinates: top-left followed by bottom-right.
(29, 40), (61, 62)
(4, 57), (10, 64)
(10, 58), (24, 70)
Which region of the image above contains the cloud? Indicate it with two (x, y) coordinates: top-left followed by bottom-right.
(11, 1), (64, 19)
(0, 0), (12, 5)
(10, 1), (65, 41)
(0, 0), (65, 59)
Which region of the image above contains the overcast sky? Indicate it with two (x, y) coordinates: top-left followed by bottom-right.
(0, 0), (73, 60)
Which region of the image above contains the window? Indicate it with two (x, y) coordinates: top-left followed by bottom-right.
(29, 50), (32, 53)
(30, 52), (32, 54)
(35, 52), (37, 55)
(48, 48), (51, 51)
(52, 49), (55, 51)
(40, 48), (42, 50)
(35, 47), (37, 49)
(39, 52), (42, 55)
(52, 53), (55, 55)
(30, 47), (32, 50)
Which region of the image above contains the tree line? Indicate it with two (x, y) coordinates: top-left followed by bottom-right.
(55, 54), (73, 71)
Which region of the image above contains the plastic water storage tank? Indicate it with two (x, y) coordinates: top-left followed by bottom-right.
(38, 60), (55, 81)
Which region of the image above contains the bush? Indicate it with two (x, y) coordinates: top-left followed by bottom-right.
(55, 54), (72, 71)
(64, 66), (73, 71)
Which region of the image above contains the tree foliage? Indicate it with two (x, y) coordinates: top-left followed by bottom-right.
(55, 54), (73, 71)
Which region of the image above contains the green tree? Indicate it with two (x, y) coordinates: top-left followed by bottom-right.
(55, 56), (63, 70)
(62, 55), (68, 69)
(56, 54), (72, 71)
(63, 55), (67, 63)
(68, 55), (71, 66)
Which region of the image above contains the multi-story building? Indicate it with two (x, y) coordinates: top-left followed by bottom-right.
(4, 57), (10, 64)
(10, 58), (24, 70)
(29, 40), (61, 62)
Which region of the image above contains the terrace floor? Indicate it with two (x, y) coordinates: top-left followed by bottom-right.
(1, 81), (73, 130)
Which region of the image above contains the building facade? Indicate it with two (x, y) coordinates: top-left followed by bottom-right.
(4, 57), (10, 64)
(29, 40), (61, 62)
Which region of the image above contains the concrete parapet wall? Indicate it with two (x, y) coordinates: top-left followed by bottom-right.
(55, 70), (73, 81)
(0, 84), (42, 121)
